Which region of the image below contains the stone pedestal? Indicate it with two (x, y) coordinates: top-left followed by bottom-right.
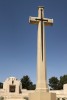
(29, 90), (56, 100)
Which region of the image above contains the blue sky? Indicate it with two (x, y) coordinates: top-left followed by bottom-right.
(0, 0), (67, 83)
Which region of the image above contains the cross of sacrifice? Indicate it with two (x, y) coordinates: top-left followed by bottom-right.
(29, 6), (53, 61)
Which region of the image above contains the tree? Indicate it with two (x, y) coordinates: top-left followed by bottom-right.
(59, 75), (67, 89)
(30, 84), (36, 90)
(49, 77), (59, 90)
(21, 75), (36, 90)
(0, 83), (3, 89)
(49, 75), (67, 90)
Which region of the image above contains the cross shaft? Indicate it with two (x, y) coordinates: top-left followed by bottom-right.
(35, 9), (45, 61)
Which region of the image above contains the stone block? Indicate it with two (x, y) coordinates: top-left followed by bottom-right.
(29, 90), (56, 100)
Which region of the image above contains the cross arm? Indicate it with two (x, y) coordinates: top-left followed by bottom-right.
(44, 18), (53, 26)
(29, 16), (39, 24)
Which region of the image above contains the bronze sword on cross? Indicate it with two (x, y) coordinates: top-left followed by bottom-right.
(35, 9), (48, 61)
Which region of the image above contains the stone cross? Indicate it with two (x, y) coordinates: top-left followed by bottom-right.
(29, 6), (53, 91)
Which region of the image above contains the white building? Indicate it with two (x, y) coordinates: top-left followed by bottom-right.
(50, 84), (67, 100)
(0, 77), (67, 100)
(0, 77), (34, 100)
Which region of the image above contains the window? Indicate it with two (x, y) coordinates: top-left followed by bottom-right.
(57, 98), (60, 100)
(9, 85), (16, 92)
(62, 98), (65, 100)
